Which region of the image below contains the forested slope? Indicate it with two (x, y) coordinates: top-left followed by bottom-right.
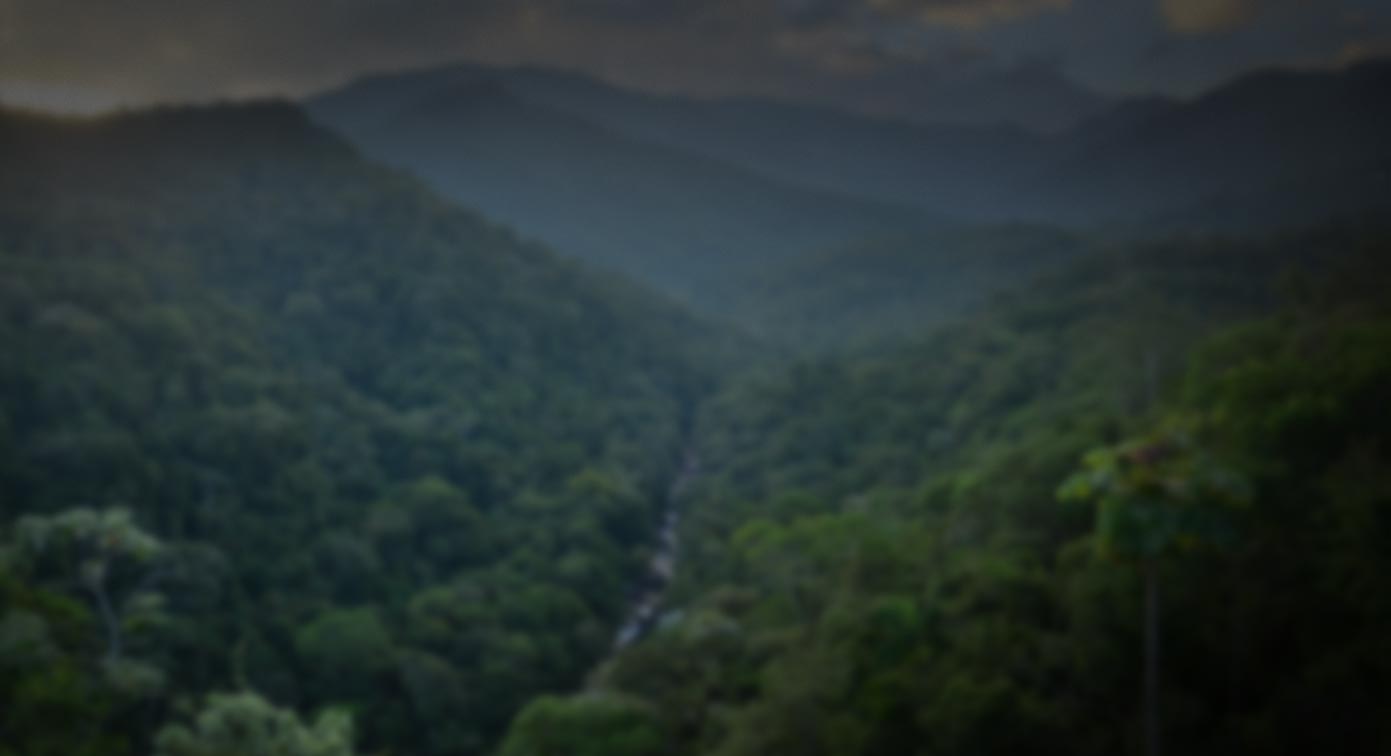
(731, 224), (1088, 349)
(507, 225), (1391, 755)
(0, 103), (740, 756)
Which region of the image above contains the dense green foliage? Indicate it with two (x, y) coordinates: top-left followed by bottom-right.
(546, 227), (1391, 755)
(4, 93), (1390, 756)
(1058, 422), (1251, 561)
(497, 694), (665, 756)
(0, 103), (734, 756)
(154, 692), (354, 756)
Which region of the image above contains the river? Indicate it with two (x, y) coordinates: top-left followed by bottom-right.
(610, 448), (698, 650)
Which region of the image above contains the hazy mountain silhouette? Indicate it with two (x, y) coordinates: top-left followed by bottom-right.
(311, 59), (1391, 232)
(308, 78), (937, 314)
(833, 58), (1114, 133)
(1034, 59), (1391, 226)
(311, 64), (1048, 221)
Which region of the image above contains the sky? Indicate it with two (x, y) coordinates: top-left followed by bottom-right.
(1, 0), (1389, 122)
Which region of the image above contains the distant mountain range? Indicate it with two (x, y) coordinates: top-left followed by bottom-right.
(309, 77), (935, 313)
(311, 58), (1391, 232)
(304, 59), (1390, 337)
(308, 64), (1046, 225)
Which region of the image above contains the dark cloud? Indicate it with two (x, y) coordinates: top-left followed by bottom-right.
(1159, 0), (1263, 35)
(871, 0), (1072, 29)
(0, 0), (1386, 115)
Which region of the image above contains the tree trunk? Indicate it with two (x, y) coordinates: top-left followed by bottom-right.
(88, 579), (122, 664)
(1143, 558), (1161, 756)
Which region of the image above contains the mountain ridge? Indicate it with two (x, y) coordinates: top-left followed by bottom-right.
(310, 57), (1391, 228)
(308, 78), (942, 316)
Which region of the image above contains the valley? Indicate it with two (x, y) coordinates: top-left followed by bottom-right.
(2, 48), (1390, 756)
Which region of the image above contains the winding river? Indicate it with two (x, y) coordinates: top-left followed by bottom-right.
(611, 448), (698, 650)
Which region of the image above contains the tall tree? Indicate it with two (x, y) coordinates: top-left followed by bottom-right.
(1059, 422), (1249, 756)
(6, 508), (164, 666)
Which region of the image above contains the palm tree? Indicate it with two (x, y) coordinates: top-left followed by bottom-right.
(1059, 420), (1250, 756)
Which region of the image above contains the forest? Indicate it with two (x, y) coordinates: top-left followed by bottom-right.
(2, 22), (1391, 756)
(568, 225), (1391, 756)
(0, 103), (729, 755)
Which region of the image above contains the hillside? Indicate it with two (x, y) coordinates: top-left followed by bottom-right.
(1034, 59), (1391, 225)
(0, 102), (741, 756)
(730, 224), (1090, 349)
(509, 224), (1391, 756)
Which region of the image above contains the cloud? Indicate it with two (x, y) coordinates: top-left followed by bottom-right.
(0, 0), (1378, 115)
(870, 0), (1072, 29)
(1334, 35), (1391, 65)
(1159, 0), (1262, 35)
